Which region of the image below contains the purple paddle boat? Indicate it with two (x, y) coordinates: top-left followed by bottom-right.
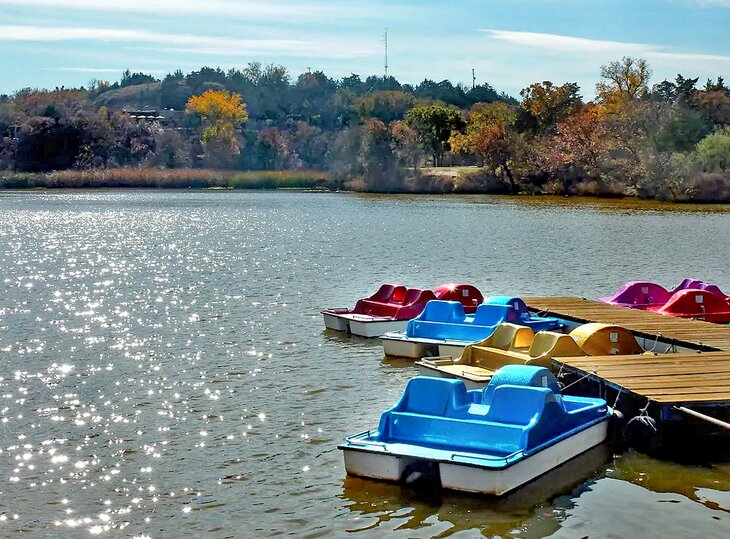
(599, 278), (728, 310)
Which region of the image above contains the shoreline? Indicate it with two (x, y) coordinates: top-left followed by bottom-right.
(3, 184), (730, 214)
(2, 168), (729, 205)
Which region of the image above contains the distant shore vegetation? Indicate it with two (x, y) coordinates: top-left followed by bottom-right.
(1, 59), (729, 202)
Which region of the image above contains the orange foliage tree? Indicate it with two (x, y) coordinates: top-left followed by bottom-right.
(186, 89), (248, 167)
(552, 104), (609, 175)
(519, 81), (582, 132)
(450, 102), (519, 191)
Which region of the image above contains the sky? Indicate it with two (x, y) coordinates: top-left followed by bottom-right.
(1, 0), (730, 98)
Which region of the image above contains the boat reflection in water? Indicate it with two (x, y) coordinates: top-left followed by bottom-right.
(339, 443), (611, 536)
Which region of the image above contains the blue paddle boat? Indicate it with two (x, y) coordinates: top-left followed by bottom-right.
(380, 296), (561, 358)
(339, 365), (610, 495)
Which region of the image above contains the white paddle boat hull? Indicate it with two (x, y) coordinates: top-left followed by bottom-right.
(341, 420), (608, 496)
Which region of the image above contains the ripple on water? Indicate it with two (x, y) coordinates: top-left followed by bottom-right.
(0, 190), (729, 537)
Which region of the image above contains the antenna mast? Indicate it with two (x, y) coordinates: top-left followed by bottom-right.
(472, 68), (476, 89)
(384, 29), (389, 78)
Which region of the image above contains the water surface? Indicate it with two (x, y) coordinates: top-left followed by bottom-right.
(0, 190), (729, 538)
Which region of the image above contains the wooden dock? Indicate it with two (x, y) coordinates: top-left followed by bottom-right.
(553, 352), (730, 405)
(525, 296), (730, 352)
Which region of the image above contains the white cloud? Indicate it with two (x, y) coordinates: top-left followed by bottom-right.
(0, 25), (375, 58)
(471, 29), (730, 97)
(482, 29), (730, 67)
(483, 30), (657, 54)
(0, 0), (392, 20)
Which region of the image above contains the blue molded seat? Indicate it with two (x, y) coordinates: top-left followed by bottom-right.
(417, 300), (466, 323)
(371, 366), (608, 458)
(405, 301), (509, 341)
(472, 304), (512, 326)
(484, 296), (526, 308)
(483, 296), (561, 331)
(386, 412), (527, 455)
(485, 385), (550, 425)
(397, 376), (463, 416)
(403, 297), (560, 341)
(483, 365), (561, 403)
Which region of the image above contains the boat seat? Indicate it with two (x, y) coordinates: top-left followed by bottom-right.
(371, 284), (405, 303)
(405, 302), (510, 341)
(472, 304), (512, 326)
(385, 412), (528, 455)
(473, 323), (535, 352)
(482, 365), (561, 400)
(373, 369), (608, 457)
(397, 377), (465, 416)
(527, 332), (585, 358)
(481, 296), (560, 331)
(417, 300), (466, 323)
(389, 286), (407, 303)
(570, 323), (643, 355)
(401, 287), (425, 306)
(457, 333), (583, 371)
(485, 385), (551, 426)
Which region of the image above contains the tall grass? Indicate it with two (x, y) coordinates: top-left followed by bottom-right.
(0, 169), (328, 190)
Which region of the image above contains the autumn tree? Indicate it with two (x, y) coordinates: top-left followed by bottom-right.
(596, 57), (652, 106)
(186, 89), (248, 167)
(692, 91), (730, 126)
(358, 119), (401, 191)
(450, 102), (519, 192)
(519, 81), (582, 132)
(551, 104), (610, 179)
(405, 104), (465, 166)
(256, 127), (290, 170)
(391, 120), (422, 171)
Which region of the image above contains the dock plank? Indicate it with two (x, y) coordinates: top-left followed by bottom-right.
(553, 351), (730, 405)
(563, 354), (730, 367)
(526, 297), (730, 351)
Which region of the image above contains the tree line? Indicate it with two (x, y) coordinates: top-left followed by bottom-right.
(1, 58), (729, 201)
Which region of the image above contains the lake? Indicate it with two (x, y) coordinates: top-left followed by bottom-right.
(0, 190), (729, 538)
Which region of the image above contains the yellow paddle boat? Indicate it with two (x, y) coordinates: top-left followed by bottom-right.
(417, 322), (643, 389)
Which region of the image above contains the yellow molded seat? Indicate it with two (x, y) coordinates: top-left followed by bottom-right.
(569, 323), (643, 355)
(475, 323), (535, 352)
(422, 322), (643, 384)
(526, 332), (586, 362)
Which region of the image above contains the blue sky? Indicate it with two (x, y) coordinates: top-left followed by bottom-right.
(1, 0), (729, 98)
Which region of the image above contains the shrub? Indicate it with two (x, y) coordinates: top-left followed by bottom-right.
(0, 168), (327, 190)
(694, 127), (730, 172)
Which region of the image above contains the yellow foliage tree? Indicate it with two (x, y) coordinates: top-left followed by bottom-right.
(186, 89), (248, 167)
(596, 57), (652, 109)
(450, 102), (520, 191)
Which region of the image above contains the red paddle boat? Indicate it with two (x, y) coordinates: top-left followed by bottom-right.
(322, 282), (483, 337)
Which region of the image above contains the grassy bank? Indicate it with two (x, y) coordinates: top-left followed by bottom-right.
(3, 167), (728, 203)
(0, 169), (328, 190)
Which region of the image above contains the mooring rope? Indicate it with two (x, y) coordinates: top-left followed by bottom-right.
(561, 370), (597, 392)
(612, 387), (623, 409)
(639, 399), (652, 418)
(647, 332), (662, 353)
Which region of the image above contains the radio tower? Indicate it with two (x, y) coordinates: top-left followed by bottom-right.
(384, 29), (389, 78)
